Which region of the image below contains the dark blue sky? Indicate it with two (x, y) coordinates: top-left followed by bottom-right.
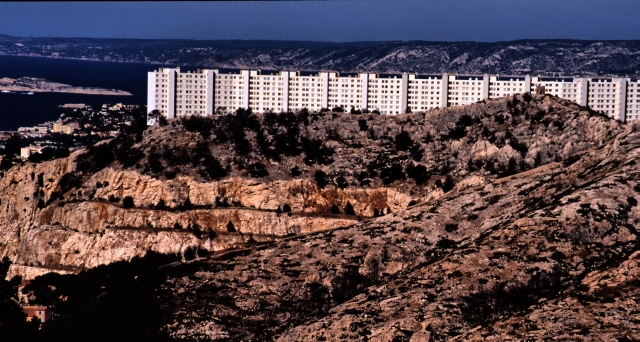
(1, 1), (638, 42)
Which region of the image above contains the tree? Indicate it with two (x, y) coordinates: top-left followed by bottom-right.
(215, 107), (227, 115)
(344, 202), (355, 215)
(330, 204), (341, 214)
(314, 170), (330, 188)
(336, 176), (349, 189)
(155, 199), (166, 210)
(406, 164), (430, 185)
(381, 164), (406, 185)
(183, 197), (194, 210)
(394, 131), (414, 151)
(282, 203), (292, 213)
(226, 221), (237, 233)
(122, 196), (134, 209)
(441, 176), (455, 193)
(148, 109), (166, 126)
(157, 115), (168, 126)
(357, 119), (368, 132)
(304, 282), (330, 315)
(183, 246), (197, 261)
(436, 175), (455, 192)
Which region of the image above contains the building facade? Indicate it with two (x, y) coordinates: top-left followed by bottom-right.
(148, 68), (640, 122)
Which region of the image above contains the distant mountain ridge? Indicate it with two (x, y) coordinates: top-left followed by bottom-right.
(1, 36), (640, 76)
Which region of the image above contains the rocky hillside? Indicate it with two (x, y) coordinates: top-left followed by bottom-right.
(2, 37), (640, 76)
(0, 94), (624, 282)
(159, 110), (640, 341)
(0, 93), (637, 340)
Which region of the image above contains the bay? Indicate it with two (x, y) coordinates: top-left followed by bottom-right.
(0, 55), (177, 130)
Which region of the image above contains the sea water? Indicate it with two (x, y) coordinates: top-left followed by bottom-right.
(0, 55), (175, 130)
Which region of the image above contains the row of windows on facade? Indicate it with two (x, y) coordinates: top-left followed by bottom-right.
(155, 89), (632, 102)
(156, 72), (634, 84)
(157, 83), (634, 95)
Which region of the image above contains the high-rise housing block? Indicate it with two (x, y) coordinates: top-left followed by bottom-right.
(148, 68), (640, 122)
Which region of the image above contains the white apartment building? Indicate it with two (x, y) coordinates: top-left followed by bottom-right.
(148, 67), (640, 122)
(531, 77), (587, 106)
(585, 78), (627, 121)
(627, 79), (640, 122)
(407, 74), (447, 111)
(449, 74), (487, 107)
(290, 71), (326, 111)
(489, 75), (530, 100)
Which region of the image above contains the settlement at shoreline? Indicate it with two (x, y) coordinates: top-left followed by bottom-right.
(0, 77), (132, 96)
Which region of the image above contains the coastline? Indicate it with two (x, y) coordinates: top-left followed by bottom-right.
(0, 87), (132, 96)
(0, 52), (176, 67)
(0, 55), (148, 131)
(0, 77), (132, 96)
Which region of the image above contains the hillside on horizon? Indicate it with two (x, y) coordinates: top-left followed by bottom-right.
(1, 36), (640, 76)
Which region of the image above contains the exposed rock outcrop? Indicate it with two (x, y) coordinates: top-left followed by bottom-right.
(159, 120), (640, 341)
(0, 94), (624, 281)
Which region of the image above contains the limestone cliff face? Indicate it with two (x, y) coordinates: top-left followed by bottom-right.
(0, 94), (625, 280)
(0, 155), (77, 269)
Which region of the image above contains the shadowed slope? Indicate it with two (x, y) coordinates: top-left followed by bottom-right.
(157, 113), (639, 340)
